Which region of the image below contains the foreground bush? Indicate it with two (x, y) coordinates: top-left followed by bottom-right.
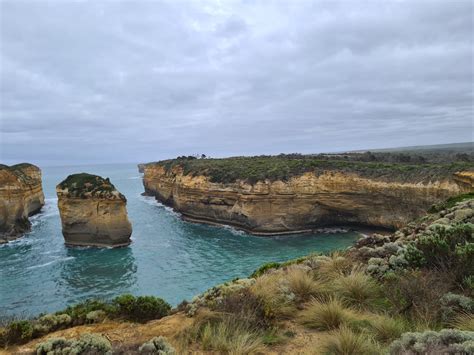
(139, 336), (176, 354)
(389, 329), (474, 354)
(331, 271), (381, 310)
(112, 294), (171, 323)
(36, 333), (112, 354)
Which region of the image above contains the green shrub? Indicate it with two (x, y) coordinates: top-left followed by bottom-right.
(60, 299), (112, 325)
(439, 293), (474, 324)
(113, 294), (171, 322)
(389, 329), (474, 354)
(250, 262), (281, 278)
(36, 333), (112, 354)
(428, 192), (474, 213)
(34, 314), (72, 335)
(139, 336), (176, 354)
(367, 316), (408, 344)
(331, 271), (381, 310)
(3, 320), (33, 345)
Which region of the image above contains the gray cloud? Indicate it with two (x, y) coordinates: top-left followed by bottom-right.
(0, 0), (472, 166)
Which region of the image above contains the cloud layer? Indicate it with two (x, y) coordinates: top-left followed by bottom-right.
(1, 0), (472, 165)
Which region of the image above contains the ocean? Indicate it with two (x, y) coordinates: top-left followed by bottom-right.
(0, 163), (359, 317)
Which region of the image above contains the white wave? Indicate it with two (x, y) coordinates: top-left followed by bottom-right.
(30, 198), (59, 225)
(221, 224), (247, 236)
(26, 256), (75, 270)
(138, 195), (181, 217)
(127, 176), (142, 180)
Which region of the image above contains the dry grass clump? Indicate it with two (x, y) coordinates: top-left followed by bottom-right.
(449, 312), (474, 331)
(313, 252), (352, 280)
(332, 271), (381, 310)
(299, 298), (354, 330)
(285, 267), (328, 304)
(367, 315), (408, 344)
(180, 310), (264, 355)
(321, 326), (380, 355)
(250, 273), (296, 319)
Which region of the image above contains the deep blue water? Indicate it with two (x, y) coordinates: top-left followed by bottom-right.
(0, 164), (359, 317)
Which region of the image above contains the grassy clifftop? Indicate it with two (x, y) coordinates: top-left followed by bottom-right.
(57, 173), (125, 200)
(147, 154), (474, 184)
(2, 194), (473, 354)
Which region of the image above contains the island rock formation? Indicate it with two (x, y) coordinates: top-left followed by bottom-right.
(142, 161), (474, 235)
(56, 173), (132, 247)
(0, 163), (45, 243)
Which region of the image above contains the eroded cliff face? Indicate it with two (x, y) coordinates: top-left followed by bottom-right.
(57, 174), (132, 247)
(0, 163), (45, 243)
(143, 165), (473, 234)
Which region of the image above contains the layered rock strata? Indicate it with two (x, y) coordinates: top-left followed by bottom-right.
(142, 164), (473, 235)
(0, 163), (45, 243)
(56, 173), (132, 247)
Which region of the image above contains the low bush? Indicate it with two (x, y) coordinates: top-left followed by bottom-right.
(299, 298), (354, 330)
(36, 333), (112, 354)
(113, 294), (171, 323)
(139, 336), (176, 354)
(449, 312), (474, 331)
(314, 252), (352, 280)
(61, 299), (112, 325)
(321, 325), (380, 355)
(367, 315), (408, 344)
(250, 262), (281, 278)
(389, 329), (474, 354)
(439, 293), (474, 324)
(285, 267), (326, 304)
(1, 320), (33, 346)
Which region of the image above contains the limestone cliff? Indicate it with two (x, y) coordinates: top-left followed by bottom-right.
(142, 161), (474, 235)
(56, 173), (132, 247)
(0, 163), (45, 243)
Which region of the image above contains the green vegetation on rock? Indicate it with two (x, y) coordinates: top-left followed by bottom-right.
(148, 154), (474, 184)
(57, 173), (125, 200)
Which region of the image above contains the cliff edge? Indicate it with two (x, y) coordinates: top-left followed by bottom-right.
(0, 163), (45, 243)
(142, 156), (474, 234)
(56, 173), (132, 247)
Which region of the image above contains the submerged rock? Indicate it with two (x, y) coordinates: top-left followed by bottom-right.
(0, 163), (45, 243)
(56, 173), (132, 247)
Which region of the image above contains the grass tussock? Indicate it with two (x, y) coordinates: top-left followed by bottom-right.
(250, 273), (296, 319)
(321, 326), (380, 355)
(299, 298), (354, 330)
(332, 271), (381, 310)
(367, 315), (408, 344)
(285, 267), (327, 304)
(314, 253), (352, 280)
(449, 312), (474, 331)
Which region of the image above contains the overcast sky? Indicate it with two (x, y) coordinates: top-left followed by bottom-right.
(0, 0), (473, 166)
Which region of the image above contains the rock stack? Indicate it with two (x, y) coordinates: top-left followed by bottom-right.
(56, 173), (132, 247)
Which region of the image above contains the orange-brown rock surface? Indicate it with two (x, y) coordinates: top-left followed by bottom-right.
(142, 163), (473, 234)
(0, 163), (45, 243)
(57, 173), (132, 247)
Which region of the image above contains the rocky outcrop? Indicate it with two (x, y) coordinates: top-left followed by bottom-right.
(142, 163), (473, 235)
(56, 173), (132, 247)
(0, 163), (45, 243)
(138, 164), (145, 173)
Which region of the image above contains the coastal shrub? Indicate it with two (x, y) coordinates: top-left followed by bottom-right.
(36, 333), (112, 354)
(331, 271), (381, 310)
(383, 270), (452, 325)
(299, 298), (353, 330)
(112, 294), (171, 322)
(85, 310), (107, 324)
(321, 326), (380, 355)
(34, 313), (72, 335)
(3, 320), (34, 345)
(61, 299), (112, 325)
(428, 192), (474, 213)
(139, 336), (176, 354)
(389, 329), (474, 355)
(439, 293), (474, 323)
(403, 223), (474, 282)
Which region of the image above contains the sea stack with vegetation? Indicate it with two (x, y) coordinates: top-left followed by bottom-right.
(142, 152), (474, 235)
(2, 193), (473, 353)
(0, 163), (44, 243)
(56, 173), (132, 247)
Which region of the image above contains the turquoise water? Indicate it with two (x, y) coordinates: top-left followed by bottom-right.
(0, 164), (359, 317)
